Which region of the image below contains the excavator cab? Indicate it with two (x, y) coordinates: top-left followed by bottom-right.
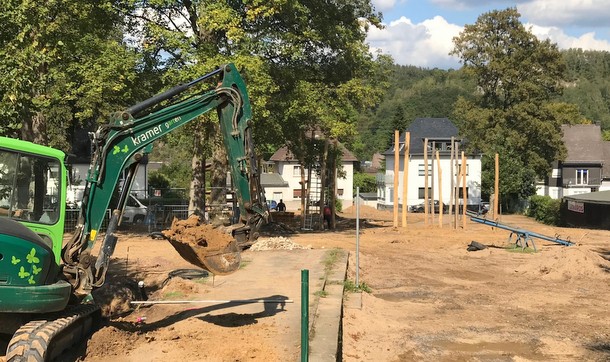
(0, 138), (72, 318)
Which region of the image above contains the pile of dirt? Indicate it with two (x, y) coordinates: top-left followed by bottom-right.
(342, 205), (394, 221)
(515, 246), (610, 280)
(92, 278), (140, 317)
(82, 326), (142, 357)
(250, 236), (311, 251)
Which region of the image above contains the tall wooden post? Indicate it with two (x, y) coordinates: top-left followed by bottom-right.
(436, 150), (442, 228)
(393, 130), (399, 228)
(449, 137), (454, 225)
(423, 138), (429, 224)
(494, 153), (499, 219)
(402, 132), (410, 227)
(431, 141), (435, 225)
(453, 141), (460, 229)
(462, 151), (467, 229)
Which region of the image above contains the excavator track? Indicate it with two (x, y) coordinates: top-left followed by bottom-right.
(6, 304), (101, 362)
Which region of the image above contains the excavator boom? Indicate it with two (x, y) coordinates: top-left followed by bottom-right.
(0, 63), (268, 361)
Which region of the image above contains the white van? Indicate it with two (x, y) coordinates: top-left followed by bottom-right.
(122, 194), (148, 224)
(68, 187), (147, 224)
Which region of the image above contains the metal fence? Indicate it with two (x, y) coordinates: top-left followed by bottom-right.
(63, 187), (238, 235)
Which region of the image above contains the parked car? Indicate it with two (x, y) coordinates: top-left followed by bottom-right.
(410, 200), (447, 213)
(122, 194), (148, 224)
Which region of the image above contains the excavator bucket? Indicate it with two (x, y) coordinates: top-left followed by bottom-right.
(161, 215), (241, 275)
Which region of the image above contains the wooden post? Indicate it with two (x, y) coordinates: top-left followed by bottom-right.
(449, 137), (454, 225)
(393, 130), (399, 228)
(423, 138), (429, 224)
(431, 141), (435, 225)
(454, 141), (459, 229)
(494, 153), (499, 220)
(402, 132), (410, 227)
(462, 151), (467, 229)
(436, 150), (442, 228)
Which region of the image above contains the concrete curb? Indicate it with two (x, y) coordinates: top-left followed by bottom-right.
(308, 249), (349, 361)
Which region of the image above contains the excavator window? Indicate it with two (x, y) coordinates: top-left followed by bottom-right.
(0, 149), (60, 225)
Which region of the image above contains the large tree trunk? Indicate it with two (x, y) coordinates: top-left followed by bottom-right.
(21, 111), (48, 144)
(188, 148), (206, 218)
(210, 124), (229, 225)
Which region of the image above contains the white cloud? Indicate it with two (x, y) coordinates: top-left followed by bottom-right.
(519, 0), (610, 27)
(366, 16), (463, 68)
(529, 24), (610, 51)
(371, 0), (400, 12)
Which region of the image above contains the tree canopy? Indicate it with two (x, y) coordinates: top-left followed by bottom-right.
(0, 0), (141, 150)
(450, 7), (578, 207)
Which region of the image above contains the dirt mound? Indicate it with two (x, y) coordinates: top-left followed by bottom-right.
(342, 205), (393, 221)
(162, 215), (241, 275)
(83, 325), (143, 359)
(92, 278), (140, 317)
(515, 246), (610, 280)
(250, 236), (310, 251)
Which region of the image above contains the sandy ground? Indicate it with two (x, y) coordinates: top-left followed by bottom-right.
(2, 206), (610, 361)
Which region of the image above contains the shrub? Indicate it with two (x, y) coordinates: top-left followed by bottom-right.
(527, 195), (561, 225)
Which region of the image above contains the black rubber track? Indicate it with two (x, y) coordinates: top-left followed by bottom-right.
(6, 304), (101, 361)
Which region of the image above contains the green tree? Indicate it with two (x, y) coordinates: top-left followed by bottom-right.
(0, 1), (140, 150)
(451, 8), (570, 208)
(353, 172), (376, 193)
(130, 0), (387, 217)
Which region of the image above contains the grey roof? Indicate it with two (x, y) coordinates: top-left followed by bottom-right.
(358, 192), (378, 200)
(260, 173), (288, 187)
(561, 124), (604, 164)
(269, 144), (358, 162)
(564, 190), (610, 204)
(383, 118), (460, 155)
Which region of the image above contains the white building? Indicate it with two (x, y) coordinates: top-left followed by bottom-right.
(378, 118), (482, 210)
(264, 145), (358, 211)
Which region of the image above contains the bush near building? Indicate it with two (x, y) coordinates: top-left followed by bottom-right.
(527, 195), (562, 226)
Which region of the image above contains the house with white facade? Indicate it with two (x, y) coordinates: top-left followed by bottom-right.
(263, 145), (358, 211)
(537, 124), (610, 198)
(378, 118), (482, 210)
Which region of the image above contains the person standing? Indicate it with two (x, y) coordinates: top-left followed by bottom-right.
(323, 204), (332, 229)
(277, 199), (286, 212)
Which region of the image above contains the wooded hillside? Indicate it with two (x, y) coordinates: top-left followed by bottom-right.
(354, 49), (610, 161)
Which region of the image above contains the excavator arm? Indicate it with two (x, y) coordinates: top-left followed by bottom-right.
(61, 63), (268, 297)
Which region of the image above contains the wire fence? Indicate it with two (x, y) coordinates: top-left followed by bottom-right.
(63, 187), (237, 234)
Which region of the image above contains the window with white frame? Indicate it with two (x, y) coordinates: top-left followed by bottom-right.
(293, 165), (301, 177)
(576, 169), (588, 185)
(418, 187), (432, 199)
(418, 164), (431, 176)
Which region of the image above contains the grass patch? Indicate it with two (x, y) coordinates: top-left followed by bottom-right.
(163, 291), (185, 299)
(323, 248), (342, 273)
(344, 279), (372, 293)
(314, 290), (328, 298)
(505, 244), (536, 253)
(239, 259), (252, 269)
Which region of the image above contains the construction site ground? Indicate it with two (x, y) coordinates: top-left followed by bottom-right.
(2, 206), (610, 361)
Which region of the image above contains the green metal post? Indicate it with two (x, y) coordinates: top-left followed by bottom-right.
(301, 269), (309, 362)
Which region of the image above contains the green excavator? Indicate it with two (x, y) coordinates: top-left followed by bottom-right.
(0, 63), (268, 361)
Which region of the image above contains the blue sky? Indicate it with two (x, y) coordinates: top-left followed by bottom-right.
(367, 0), (610, 69)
